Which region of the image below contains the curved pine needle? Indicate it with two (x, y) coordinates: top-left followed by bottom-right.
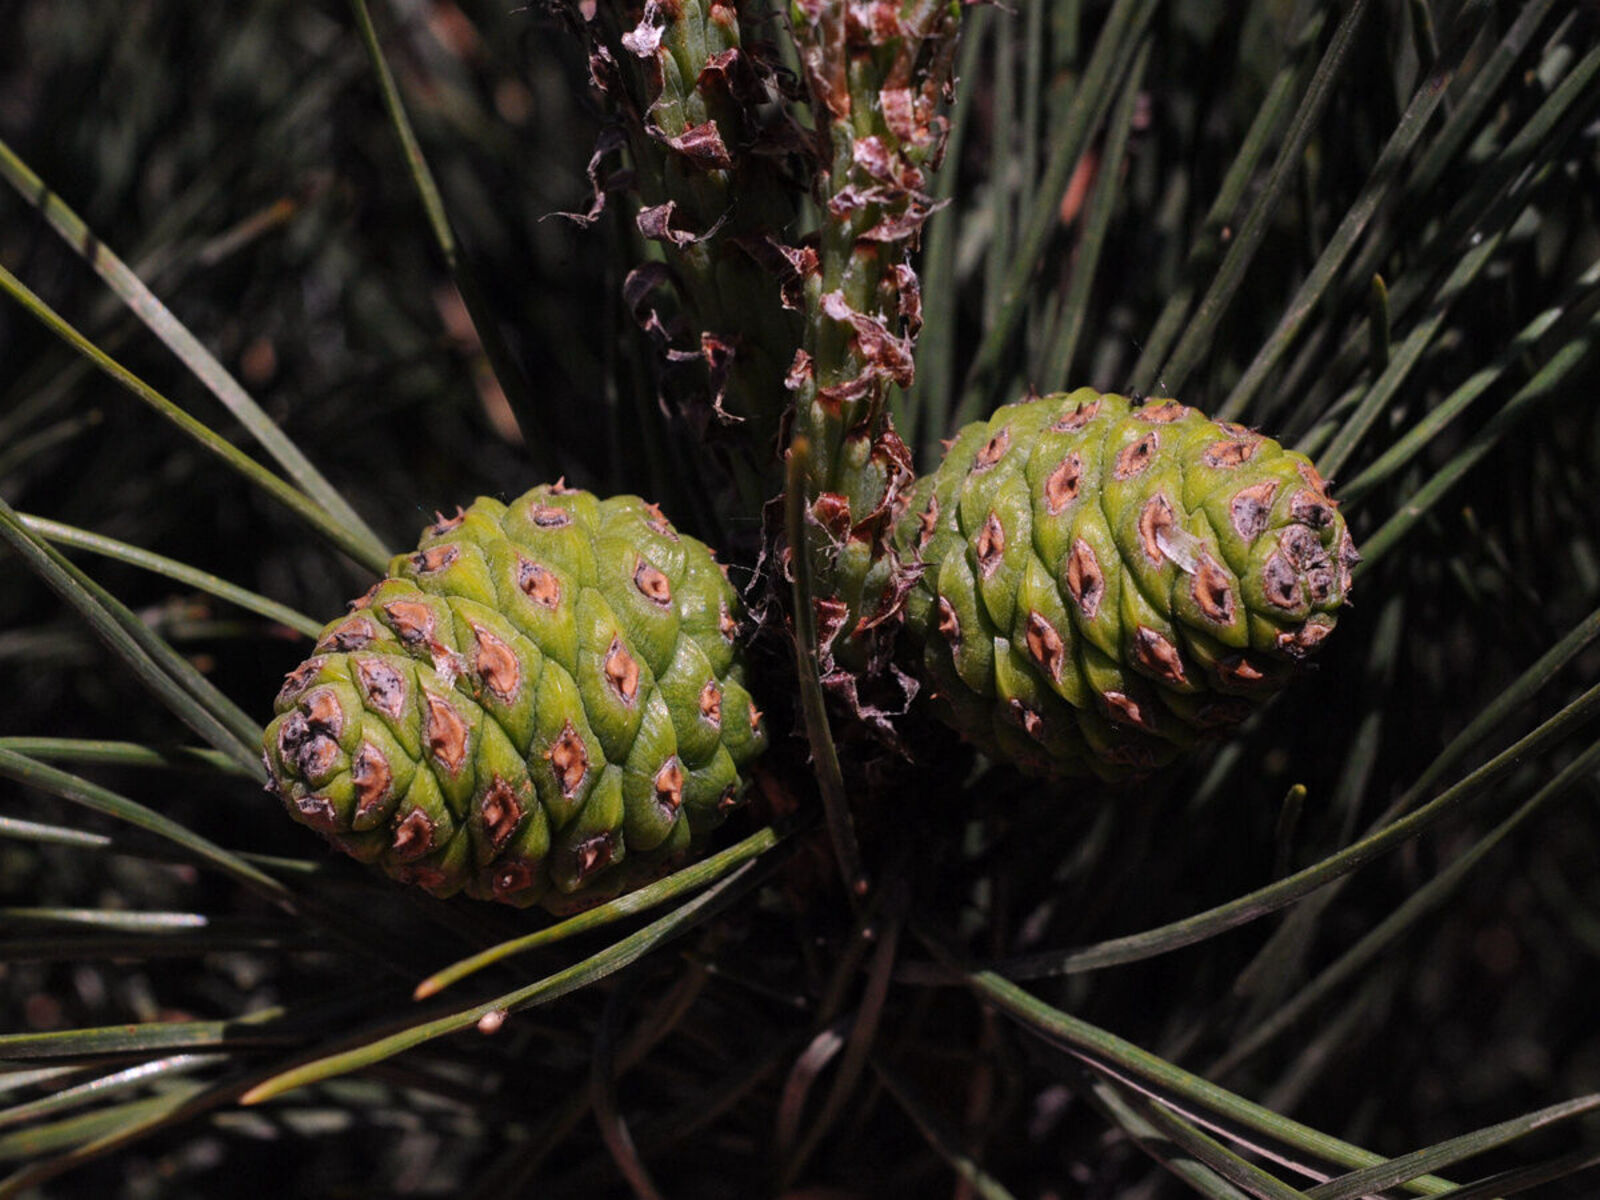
(922, 942), (1456, 1197)
(1157, 0), (1371, 398)
(345, 0), (548, 468)
(959, 0), (1159, 414)
(0, 738), (245, 775)
(412, 821), (792, 998)
(1219, 41), (1462, 421)
(242, 851), (782, 1104)
(0, 262), (388, 574)
(19, 514), (322, 638)
(1357, 303), (1600, 566)
(1108, 1082), (1314, 1200)
(1082, 1075), (1255, 1199)
(1035, 38), (1152, 390)
(1338, 259), (1600, 506)
(0, 749), (294, 909)
(1304, 1094), (1600, 1200)
(988, 679), (1600, 978)
(1213, 738), (1600, 1076)
(0, 136), (388, 565)
(1129, 4), (1330, 396)
(0, 499), (263, 770)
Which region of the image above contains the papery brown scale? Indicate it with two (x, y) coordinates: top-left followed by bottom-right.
(1192, 558), (1236, 624)
(391, 809), (436, 859)
(1133, 627), (1187, 685)
(548, 721), (590, 797)
(424, 693), (469, 773)
(812, 492), (854, 541)
(1025, 612), (1065, 681)
(604, 639), (642, 704)
(517, 557), (562, 609)
(351, 743), (392, 822)
(318, 616), (376, 653)
(1044, 455), (1083, 514)
(472, 626), (521, 702)
(356, 658), (407, 720)
(413, 545), (458, 573)
(1230, 481), (1278, 540)
(1138, 495), (1175, 564)
(662, 120), (733, 169)
(480, 778), (523, 849)
(1066, 540), (1104, 618)
(304, 688), (343, 737)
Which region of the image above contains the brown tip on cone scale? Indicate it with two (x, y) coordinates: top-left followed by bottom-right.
(1218, 655), (1267, 686)
(1065, 539), (1104, 619)
(634, 557), (672, 607)
(391, 808), (436, 858)
(974, 427), (1010, 471)
(547, 720), (590, 797)
(472, 625), (521, 702)
(1024, 611), (1065, 681)
(412, 544), (458, 574)
(1192, 557), (1236, 624)
(573, 833), (613, 881)
(480, 777), (523, 848)
(603, 638), (641, 704)
(1138, 495), (1175, 564)
(276, 657), (327, 707)
(1135, 401), (1188, 423)
(1203, 438), (1259, 469)
(292, 792), (341, 834)
(383, 600), (436, 646)
(1103, 690), (1152, 730)
(318, 616), (377, 653)
(355, 657), (408, 720)
(699, 680), (723, 727)
(348, 582), (382, 612)
(975, 511), (1006, 578)
(1133, 626), (1187, 685)
(427, 507), (466, 537)
(517, 557), (562, 609)
(641, 501), (677, 540)
(1230, 481), (1279, 541)
(1261, 554), (1304, 610)
(1052, 399), (1100, 431)
(424, 692), (469, 773)
(351, 743), (393, 822)
(1044, 453), (1083, 515)
(303, 688), (343, 737)
(655, 757), (685, 812)
(493, 859), (536, 897)
(530, 503), (572, 528)
(918, 495), (940, 547)
(1115, 432), (1158, 480)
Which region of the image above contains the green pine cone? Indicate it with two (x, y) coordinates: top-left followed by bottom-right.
(263, 484), (768, 912)
(895, 389), (1358, 781)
